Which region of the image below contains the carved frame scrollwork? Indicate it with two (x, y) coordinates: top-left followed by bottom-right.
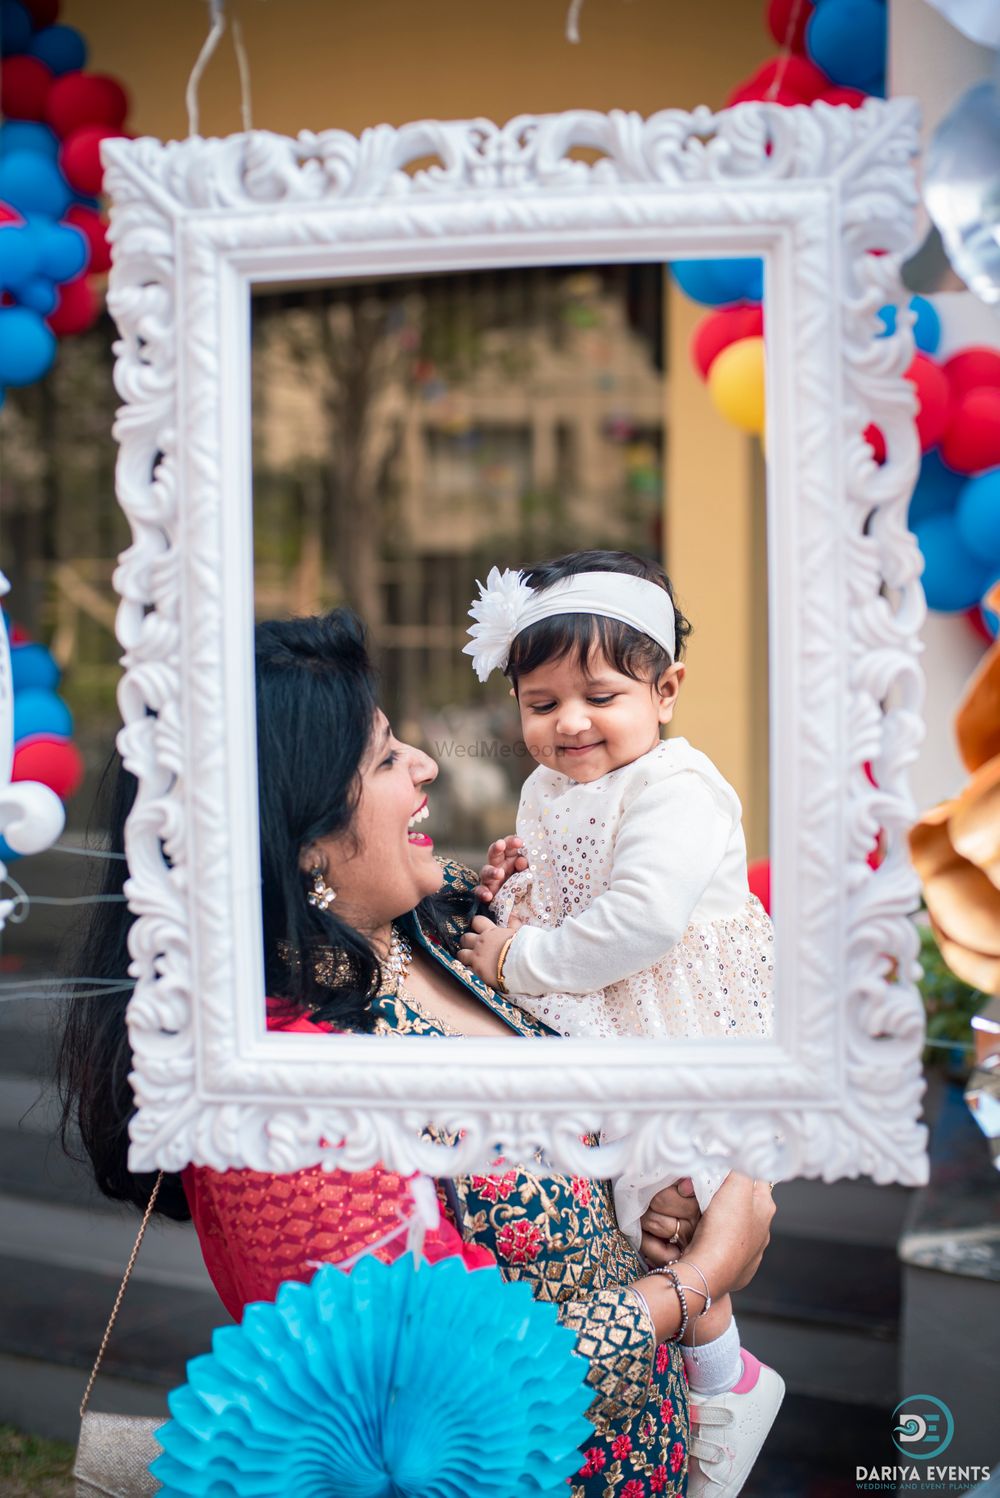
(103, 99), (929, 1183)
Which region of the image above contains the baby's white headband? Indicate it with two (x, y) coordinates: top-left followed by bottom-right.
(463, 567), (677, 683)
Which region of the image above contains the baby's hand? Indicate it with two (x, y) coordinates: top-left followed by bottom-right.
(473, 836), (528, 904)
(457, 914), (521, 987)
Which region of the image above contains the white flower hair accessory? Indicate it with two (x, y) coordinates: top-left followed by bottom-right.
(463, 566), (677, 683)
(463, 567), (535, 683)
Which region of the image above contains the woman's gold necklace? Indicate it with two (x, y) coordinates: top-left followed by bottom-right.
(382, 926), (462, 1036)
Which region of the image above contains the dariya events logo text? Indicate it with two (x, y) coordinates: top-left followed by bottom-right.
(856, 1396), (991, 1491)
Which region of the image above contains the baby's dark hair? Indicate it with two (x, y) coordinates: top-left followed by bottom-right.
(506, 549), (692, 688)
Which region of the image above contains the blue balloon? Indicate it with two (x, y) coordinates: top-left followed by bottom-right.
(877, 298), (939, 353)
(33, 218), (87, 281)
(12, 687), (72, 743)
(877, 303), (897, 337)
(0, 834), (22, 864)
(0, 152), (72, 219)
(0, 222), (41, 289)
(910, 296), (940, 354)
(914, 513), (992, 613)
(710, 258), (764, 304)
(16, 275), (57, 314)
(956, 468), (1000, 566)
(908, 451), (964, 527)
(0, 120), (60, 160)
(27, 24), (88, 75)
(0, 0), (32, 56)
(982, 577), (999, 638)
(807, 0), (886, 92)
(669, 258), (764, 307)
(10, 641), (59, 692)
(0, 307), (56, 386)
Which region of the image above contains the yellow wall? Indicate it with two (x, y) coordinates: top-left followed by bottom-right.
(665, 286), (767, 860)
(66, 0), (771, 848)
(64, 0), (767, 141)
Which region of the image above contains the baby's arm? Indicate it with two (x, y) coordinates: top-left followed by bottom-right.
(500, 772), (733, 997)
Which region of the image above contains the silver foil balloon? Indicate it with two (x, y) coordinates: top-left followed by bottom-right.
(921, 0), (1000, 51)
(924, 77), (1000, 305)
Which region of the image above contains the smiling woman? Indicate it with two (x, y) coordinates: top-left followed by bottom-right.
(100, 104), (928, 1198)
(58, 605), (779, 1497)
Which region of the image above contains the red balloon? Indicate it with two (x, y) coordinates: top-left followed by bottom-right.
(864, 423), (886, 464)
(45, 72), (129, 139)
(943, 346), (1000, 400)
(940, 388), (1000, 474)
(23, 0), (60, 25)
(47, 273), (99, 336)
(0, 202), (24, 225)
(818, 86), (868, 108)
(747, 858), (771, 915)
(59, 124), (120, 197)
(691, 304), (764, 380)
(64, 203), (111, 274)
(1, 56), (54, 122)
(906, 354), (951, 452)
(766, 0), (815, 54)
(965, 605), (995, 646)
(12, 736), (84, 800)
(728, 79), (803, 106)
(727, 55), (829, 107)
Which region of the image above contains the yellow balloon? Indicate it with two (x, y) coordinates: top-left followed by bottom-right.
(707, 335), (766, 435)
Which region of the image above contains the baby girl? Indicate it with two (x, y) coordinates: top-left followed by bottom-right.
(455, 549), (782, 1498)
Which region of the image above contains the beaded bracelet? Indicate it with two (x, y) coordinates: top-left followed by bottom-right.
(495, 935), (515, 994)
(647, 1265), (689, 1342)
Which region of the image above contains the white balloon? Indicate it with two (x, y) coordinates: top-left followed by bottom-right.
(0, 781), (66, 856)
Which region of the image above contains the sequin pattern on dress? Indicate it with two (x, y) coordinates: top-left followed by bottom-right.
(492, 739), (775, 1044)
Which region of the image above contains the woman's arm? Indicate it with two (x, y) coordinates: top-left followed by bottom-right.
(182, 1161), (477, 1321)
(557, 1173), (773, 1422)
(497, 773), (734, 996)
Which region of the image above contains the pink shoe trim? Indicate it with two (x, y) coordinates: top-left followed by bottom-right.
(731, 1349), (766, 1395)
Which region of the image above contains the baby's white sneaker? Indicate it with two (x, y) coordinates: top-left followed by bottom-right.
(687, 1350), (785, 1498)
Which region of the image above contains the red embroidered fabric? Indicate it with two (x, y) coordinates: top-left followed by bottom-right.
(181, 1002), (491, 1320)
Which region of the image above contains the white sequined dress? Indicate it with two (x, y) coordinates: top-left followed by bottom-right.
(492, 737), (774, 1242)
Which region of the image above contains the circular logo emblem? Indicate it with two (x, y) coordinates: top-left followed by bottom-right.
(892, 1395), (955, 1460)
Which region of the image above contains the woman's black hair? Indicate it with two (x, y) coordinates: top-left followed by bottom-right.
(505, 548), (692, 688)
(58, 609), (474, 1217)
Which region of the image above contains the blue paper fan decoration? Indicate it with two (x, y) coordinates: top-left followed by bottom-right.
(152, 1253), (593, 1497)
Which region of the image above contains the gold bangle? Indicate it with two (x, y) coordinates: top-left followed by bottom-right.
(495, 935), (515, 993)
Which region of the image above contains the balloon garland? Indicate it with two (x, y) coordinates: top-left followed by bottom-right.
(667, 0), (1000, 641)
(0, 609), (83, 862)
(668, 0), (887, 438)
(0, 0), (130, 400)
(670, 0), (999, 906)
(0, 2), (122, 867)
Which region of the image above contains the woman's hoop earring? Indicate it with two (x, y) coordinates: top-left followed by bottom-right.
(306, 866), (336, 912)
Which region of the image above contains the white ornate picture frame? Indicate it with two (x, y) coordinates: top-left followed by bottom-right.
(104, 99), (930, 1185)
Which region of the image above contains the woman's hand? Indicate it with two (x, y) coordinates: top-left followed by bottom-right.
(472, 836), (527, 904)
(457, 915), (519, 988)
(681, 1173), (774, 1297)
(639, 1177), (701, 1267)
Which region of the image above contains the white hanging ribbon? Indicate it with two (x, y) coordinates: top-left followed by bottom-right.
(186, 0), (254, 138)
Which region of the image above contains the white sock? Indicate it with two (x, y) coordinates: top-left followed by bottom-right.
(682, 1318), (743, 1397)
